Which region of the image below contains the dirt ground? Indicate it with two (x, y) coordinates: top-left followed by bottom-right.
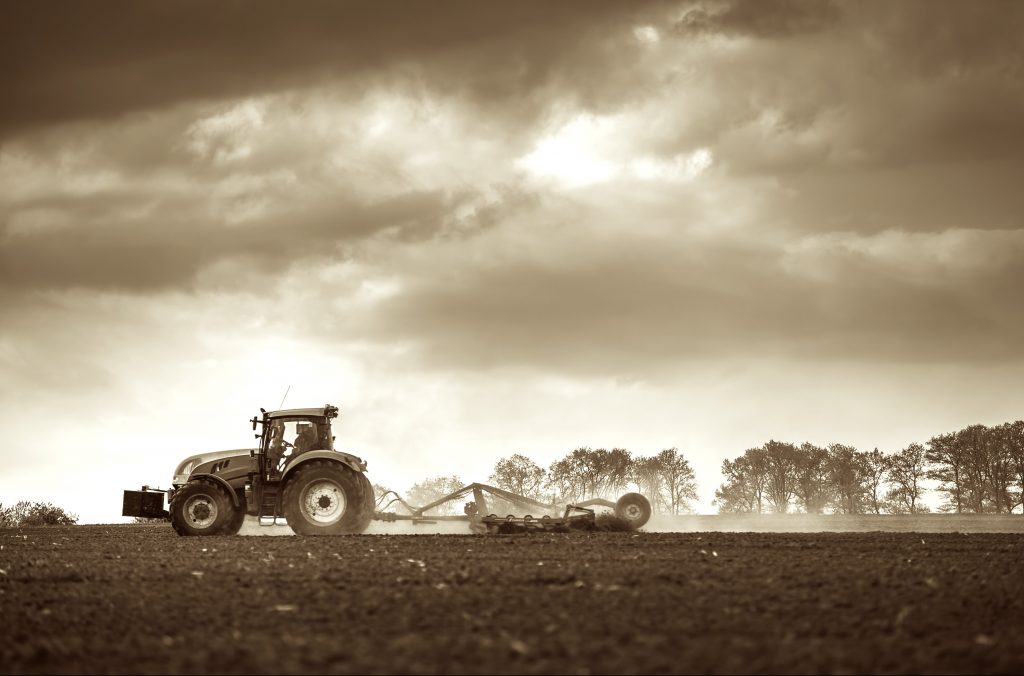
(2, 525), (1023, 675)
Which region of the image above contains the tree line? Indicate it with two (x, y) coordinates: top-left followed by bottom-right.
(393, 447), (699, 516)
(393, 420), (1024, 517)
(715, 421), (1024, 514)
(8, 421), (1022, 526)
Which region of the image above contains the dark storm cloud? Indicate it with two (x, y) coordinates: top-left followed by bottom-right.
(855, 0), (1024, 76)
(675, 0), (841, 38)
(674, 0), (1024, 59)
(0, 187), (453, 290)
(655, 0), (1024, 174)
(340, 230), (1024, 376)
(1, 0), (671, 139)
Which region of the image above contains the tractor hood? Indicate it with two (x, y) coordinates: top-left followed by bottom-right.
(173, 449), (254, 486)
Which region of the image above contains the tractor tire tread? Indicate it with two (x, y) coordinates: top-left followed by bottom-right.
(281, 459), (372, 535)
(169, 477), (240, 537)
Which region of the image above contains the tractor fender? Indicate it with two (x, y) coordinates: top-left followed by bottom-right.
(187, 473), (242, 508)
(281, 451), (365, 482)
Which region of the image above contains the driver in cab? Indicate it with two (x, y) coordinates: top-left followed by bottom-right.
(267, 420), (286, 472)
(293, 422), (319, 455)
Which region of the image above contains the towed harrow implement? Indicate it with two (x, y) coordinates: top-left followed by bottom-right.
(372, 482), (652, 533)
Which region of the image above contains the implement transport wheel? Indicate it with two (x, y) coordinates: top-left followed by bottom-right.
(614, 492), (652, 529)
(282, 460), (371, 535)
(170, 479), (239, 536)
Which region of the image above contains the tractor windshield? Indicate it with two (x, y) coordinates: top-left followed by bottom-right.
(265, 417), (334, 470)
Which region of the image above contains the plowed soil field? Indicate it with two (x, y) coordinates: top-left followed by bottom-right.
(2, 525), (1023, 674)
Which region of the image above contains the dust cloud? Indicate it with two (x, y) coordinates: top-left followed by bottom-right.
(236, 516), (477, 536)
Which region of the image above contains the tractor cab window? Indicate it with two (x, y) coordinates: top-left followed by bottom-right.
(265, 418), (333, 472)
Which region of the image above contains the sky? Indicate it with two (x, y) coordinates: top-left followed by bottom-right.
(2, 0), (1023, 522)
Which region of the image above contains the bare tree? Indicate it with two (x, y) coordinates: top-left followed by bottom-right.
(715, 451), (767, 513)
(762, 440), (799, 513)
(631, 455), (667, 513)
(654, 448), (698, 515)
(549, 447), (635, 502)
(863, 448), (889, 514)
(826, 444), (869, 514)
(793, 443), (831, 514)
(405, 475), (464, 515)
(926, 432), (965, 513)
(715, 461), (756, 513)
(548, 449), (590, 502)
(1002, 420), (1024, 513)
(885, 444), (928, 514)
(597, 448), (634, 497)
(957, 425), (993, 513)
(490, 454), (548, 501)
(985, 424), (1016, 514)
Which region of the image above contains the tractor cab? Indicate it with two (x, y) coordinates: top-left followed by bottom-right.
(257, 406), (338, 478)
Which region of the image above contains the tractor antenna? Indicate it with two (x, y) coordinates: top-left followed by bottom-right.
(278, 385), (291, 410)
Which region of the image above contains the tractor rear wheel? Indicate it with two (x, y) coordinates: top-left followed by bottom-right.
(170, 479), (239, 536)
(614, 492), (652, 528)
(356, 472), (376, 531)
(282, 460), (371, 535)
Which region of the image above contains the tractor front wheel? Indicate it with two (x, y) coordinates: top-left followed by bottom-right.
(169, 479), (239, 536)
(221, 500), (247, 535)
(282, 460), (371, 535)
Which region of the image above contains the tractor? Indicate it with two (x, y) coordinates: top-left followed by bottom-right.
(123, 405), (373, 535)
(123, 404), (652, 536)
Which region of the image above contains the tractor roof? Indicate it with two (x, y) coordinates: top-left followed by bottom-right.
(266, 405), (339, 420)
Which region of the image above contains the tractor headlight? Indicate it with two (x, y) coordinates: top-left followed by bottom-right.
(172, 459), (199, 486)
